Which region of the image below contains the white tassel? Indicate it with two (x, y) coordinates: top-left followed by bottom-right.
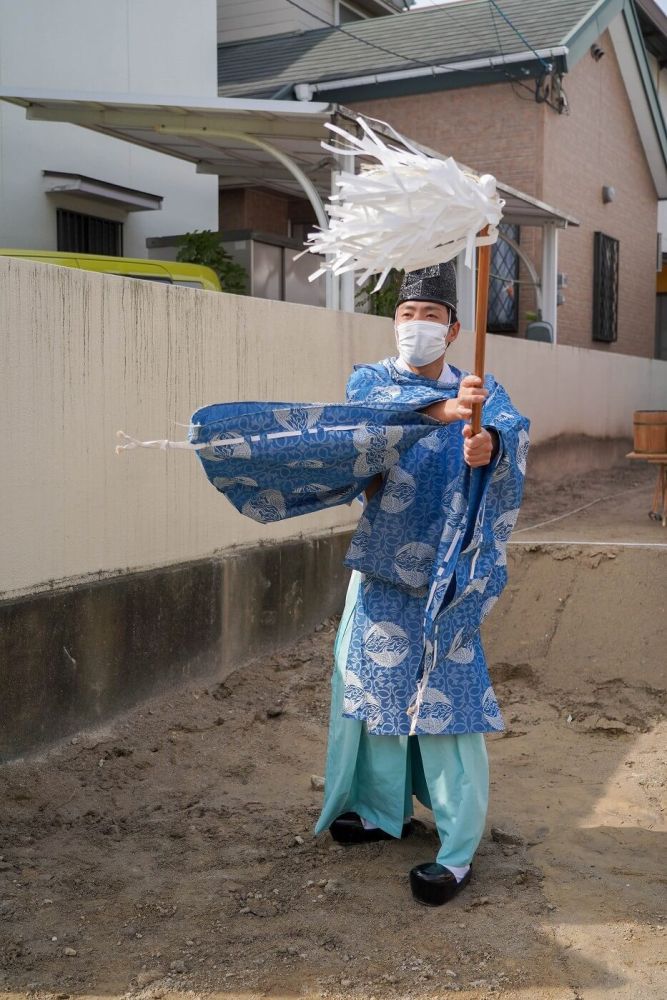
(303, 116), (505, 290)
(115, 429), (200, 454)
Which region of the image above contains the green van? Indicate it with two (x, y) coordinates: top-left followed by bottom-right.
(0, 249), (221, 291)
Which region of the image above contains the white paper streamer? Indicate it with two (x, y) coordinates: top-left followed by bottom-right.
(303, 116), (505, 291)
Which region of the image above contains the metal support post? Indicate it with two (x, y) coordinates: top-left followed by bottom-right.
(456, 251), (476, 330)
(541, 222), (558, 344)
(336, 152), (356, 313)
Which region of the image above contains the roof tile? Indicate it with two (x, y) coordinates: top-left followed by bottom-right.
(218, 0), (601, 97)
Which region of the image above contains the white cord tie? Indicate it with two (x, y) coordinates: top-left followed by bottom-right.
(115, 430), (201, 454)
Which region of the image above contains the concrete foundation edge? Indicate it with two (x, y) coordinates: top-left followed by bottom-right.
(0, 531), (354, 762)
(526, 435), (633, 481)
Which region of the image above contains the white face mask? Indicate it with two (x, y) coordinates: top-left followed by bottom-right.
(395, 320), (451, 367)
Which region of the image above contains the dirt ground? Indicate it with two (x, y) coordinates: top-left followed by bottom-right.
(516, 454), (666, 541)
(1, 460), (665, 1000)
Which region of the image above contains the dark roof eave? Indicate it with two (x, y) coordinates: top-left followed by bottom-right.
(299, 56), (567, 105)
(561, 0), (626, 64)
(623, 0), (667, 172)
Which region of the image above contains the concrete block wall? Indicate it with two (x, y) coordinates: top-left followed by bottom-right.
(1, 257), (665, 757)
(0, 532), (353, 760)
(0, 258), (388, 604)
(1, 256), (666, 604)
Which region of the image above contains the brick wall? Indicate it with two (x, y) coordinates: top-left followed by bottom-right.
(351, 28), (658, 358)
(352, 81), (545, 199)
(542, 30), (657, 358)
(218, 187), (290, 234)
(218, 188), (247, 230)
(352, 84), (547, 337)
(218, 188), (317, 239)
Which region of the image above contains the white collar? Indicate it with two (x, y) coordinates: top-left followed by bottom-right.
(394, 355), (457, 386)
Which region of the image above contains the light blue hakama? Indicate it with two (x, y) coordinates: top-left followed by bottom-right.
(315, 572), (489, 869)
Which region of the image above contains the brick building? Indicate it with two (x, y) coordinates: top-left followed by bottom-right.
(217, 0), (667, 358)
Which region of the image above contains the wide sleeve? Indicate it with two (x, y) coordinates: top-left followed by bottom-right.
(189, 399), (445, 524)
(481, 379), (530, 482)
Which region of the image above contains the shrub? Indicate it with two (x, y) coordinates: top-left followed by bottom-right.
(176, 230), (247, 293)
(355, 269), (404, 317)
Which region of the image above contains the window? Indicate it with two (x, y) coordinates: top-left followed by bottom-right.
(592, 231), (619, 343)
(488, 223), (520, 333)
(57, 209), (123, 256)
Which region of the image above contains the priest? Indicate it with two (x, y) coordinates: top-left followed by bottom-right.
(314, 261), (529, 906)
(181, 259), (529, 907)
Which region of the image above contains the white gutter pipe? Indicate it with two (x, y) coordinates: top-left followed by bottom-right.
(294, 46), (569, 100)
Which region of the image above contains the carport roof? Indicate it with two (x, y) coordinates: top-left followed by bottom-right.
(0, 87), (579, 227)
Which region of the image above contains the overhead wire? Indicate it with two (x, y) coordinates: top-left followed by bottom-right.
(488, 1), (568, 111)
(488, 0), (551, 72)
(486, 0), (545, 103)
(415, 0), (546, 106)
(282, 0), (464, 75)
(281, 0), (552, 96)
(278, 0), (568, 122)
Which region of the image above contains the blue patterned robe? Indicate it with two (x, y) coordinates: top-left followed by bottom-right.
(190, 358), (529, 737)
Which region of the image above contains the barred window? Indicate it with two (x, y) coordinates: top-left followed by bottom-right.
(592, 232), (619, 343)
(57, 209), (123, 256)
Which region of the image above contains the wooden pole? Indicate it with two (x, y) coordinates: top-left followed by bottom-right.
(471, 226), (491, 436)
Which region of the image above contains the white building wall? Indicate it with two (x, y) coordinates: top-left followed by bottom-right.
(217, 0), (336, 44)
(0, 0), (219, 258)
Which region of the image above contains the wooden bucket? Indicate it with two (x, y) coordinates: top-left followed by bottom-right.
(633, 411), (667, 454)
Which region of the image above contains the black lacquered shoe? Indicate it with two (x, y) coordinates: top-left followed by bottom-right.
(409, 862), (472, 906)
(329, 812), (413, 844)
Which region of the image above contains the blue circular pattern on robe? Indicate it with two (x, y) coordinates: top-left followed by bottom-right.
(190, 357), (530, 736)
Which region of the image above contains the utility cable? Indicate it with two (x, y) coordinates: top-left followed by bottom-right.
(488, 0), (551, 72)
(513, 484), (649, 535)
(509, 540), (667, 549)
(278, 0), (562, 115)
(282, 0), (462, 74)
(487, 0), (546, 103)
(281, 0), (548, 88)
(413, 0), (552, 83)
(488, 0), (569, 113)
